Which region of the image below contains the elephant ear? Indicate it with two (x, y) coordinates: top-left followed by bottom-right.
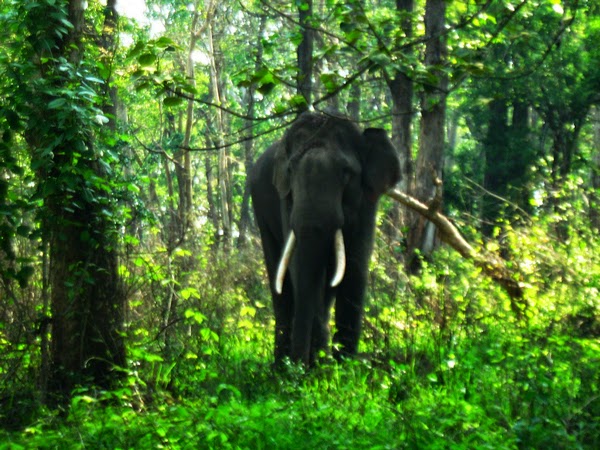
(361, 128), (401, 201)
(272, 141), (291, 198)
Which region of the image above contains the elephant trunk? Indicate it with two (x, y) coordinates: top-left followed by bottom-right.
(274, 229), (346, 294)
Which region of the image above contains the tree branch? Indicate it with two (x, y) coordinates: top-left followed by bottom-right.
(386, 188), (526, 315)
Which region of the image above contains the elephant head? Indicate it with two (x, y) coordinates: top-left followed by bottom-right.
(250, 111), (400, 365)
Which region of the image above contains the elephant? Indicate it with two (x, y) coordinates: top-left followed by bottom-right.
(249, 111), (400, 366)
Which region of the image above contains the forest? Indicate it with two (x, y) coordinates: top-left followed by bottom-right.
(0, 0), (599, 448)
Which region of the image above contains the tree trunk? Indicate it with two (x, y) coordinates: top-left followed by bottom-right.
(28, 0), (126, 402)
(100, 0), (118, 132)
(390, 0), (415, 197)
(207, 22), (232, 249)
(163, 4), (203, 359)
(297, 0), (314, 111)
(347, 80), (361, 121)
(482, 98), (509, 236)
(238, 15), (267, 249)
(172, 9), (199, 241)
(48, 202), (125, 398)
(386, 0), (415, 245)
(204, 149), (219, 236)
(511, 99), (532, 213)
(545, 109), (586, 240)
(406, 0), (447, 272)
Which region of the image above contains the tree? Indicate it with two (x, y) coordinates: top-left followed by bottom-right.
(388, 0), (415, 200)
(5, 0), (126, 402)
(297, 0), (314, 111)
(405, 0), (447, 271)
(238, 14), (267, 248)
(385, 0), (415, 245)
(207, 14), (234, 250)
(477, 74), (535, 236)
(452, 0), (600, 237)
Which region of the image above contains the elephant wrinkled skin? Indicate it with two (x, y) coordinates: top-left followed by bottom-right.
(250, 112), (400, 365)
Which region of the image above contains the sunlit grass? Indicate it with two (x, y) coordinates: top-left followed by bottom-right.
(1, 215), (599, 449)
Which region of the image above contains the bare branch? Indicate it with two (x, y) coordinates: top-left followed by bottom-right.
(131, 133), (184, 168)
(464, 176), (532, 222)
(386, 188), (526, 315)
(258, 0), (364, 54)
(181, 119), (294, 152)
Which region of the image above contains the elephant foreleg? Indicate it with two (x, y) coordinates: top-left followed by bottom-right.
(309, 287), (335, 364)
(333, 258), (368, 358)
(273, 288), (294, 362)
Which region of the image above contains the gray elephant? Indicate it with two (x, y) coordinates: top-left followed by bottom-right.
(250, 111), (400, 365)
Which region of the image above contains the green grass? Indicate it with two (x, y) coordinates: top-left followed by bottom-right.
(2, 322), (598, 449)
(1, 220), (599, 449)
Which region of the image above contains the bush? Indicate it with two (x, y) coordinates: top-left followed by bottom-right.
(2, 199), (599, 449)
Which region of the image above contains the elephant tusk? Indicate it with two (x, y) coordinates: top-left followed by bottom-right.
(275, 231), (296, 294)
(330, 229), (346, 288)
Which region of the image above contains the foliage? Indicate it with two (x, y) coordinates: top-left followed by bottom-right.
(2, 203), (599, 447)
(1, 0), (600, 448)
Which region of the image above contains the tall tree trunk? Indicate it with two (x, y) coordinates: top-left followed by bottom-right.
(23, 0), (126, 402)
(207, 22), (232, 249)
(237, 86), (256, 249)
(386, 0), (414, 245)
(204, 149), (219, 236)
(406, 0), (447, 272)
(172, 9), (199, 241)
(545, 108), (586, 239)
(347, 80), (361, 121)
(297, 0), (314, 111)
(163, 4), (202, 359)
(238, 15), (267, 249)
(511, 99), (532, 212)
(482, 98), (509, 236)
(100, 0), (118, 132)
(39, 240), (50, 404)
(391, 0), (415, 196)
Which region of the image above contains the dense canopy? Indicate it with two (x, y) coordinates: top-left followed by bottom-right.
(0, 0), (599, 447)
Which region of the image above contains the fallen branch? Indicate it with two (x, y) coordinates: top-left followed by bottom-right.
(386, 188), (526, 315)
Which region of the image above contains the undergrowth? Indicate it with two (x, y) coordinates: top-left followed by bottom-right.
(1, 216), (599, 449)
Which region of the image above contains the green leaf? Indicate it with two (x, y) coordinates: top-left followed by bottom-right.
(290, 31), (304, 47)
(127, 41), (145, 59)
(297, 1), (310, 11)
(48, 98), (67, 109)
(320, 73), (339, 93)
(138, 53), (157, 67)
(126, 183), (140, 194)
(289, 94), (307, 107)
(184, 309), (206, 325)
(180, 287), (200, 300)
(163, 96), (183, 107)
(154, 36), (176, 49)
(94, 114), (109, 125)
